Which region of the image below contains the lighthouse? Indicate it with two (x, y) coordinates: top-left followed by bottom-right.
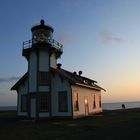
(11, 20), (105, 119)
(22, 20), (63, 118)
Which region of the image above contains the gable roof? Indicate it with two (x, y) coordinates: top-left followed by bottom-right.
(11, 67), (105, 92)
(51, 68), (105, 91)
(11, 73), (28, 90)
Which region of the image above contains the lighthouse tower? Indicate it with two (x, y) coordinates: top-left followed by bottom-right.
(22, 20), (63, 118)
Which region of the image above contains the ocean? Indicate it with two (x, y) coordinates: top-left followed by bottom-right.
(103, 101), (140, 110)
(0, 102), (140, 111)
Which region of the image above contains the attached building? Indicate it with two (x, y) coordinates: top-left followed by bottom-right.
(11, 20), (105, 119)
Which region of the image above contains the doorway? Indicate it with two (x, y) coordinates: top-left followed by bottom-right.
(84, 98), (89, 116)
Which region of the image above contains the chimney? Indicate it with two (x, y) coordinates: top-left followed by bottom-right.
(78, 70), (82, 76)
(57, 63), (62, 69)
(73, 71), (77, 75)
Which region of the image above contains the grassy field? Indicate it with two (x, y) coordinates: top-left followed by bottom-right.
(0, 109), (140, 140)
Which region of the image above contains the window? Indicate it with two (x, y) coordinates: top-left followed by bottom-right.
(58, 91), (68, 112)
(99, 95), (102, 108)
(21, 95), (27, 112)
(39, 72), (49, 85)
(39, 94), (49, 112)
(93, 94), (96, 109)
(73, 92), (79, 111)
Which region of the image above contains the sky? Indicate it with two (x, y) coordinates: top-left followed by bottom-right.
(1, 0), (140, 106)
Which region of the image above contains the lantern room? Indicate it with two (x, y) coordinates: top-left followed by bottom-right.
(31, 19), (54, 43)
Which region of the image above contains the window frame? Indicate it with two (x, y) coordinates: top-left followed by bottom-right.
(39, 93), (49, 112)
(58, 91), (68, 112)
(38, 71), (49, 86)
(93, 94), (96, 109)
(99, 95), (102, 108)
(21, 95), (27, 112)
(73, 92), (79, 111)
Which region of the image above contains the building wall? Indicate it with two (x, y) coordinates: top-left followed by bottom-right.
(51, 73), (72, 117)
(39, 112), (49, 117)
(17, 79), (28, 116)
(39, 50), (49, 71)
(29, 49), (50, 92)
(72, 85), (102, 118)
(50, 53), (57, 68)
(29, 51), (37, 92)
(39, 86), (49, 92)
(39, 50), (50, 92)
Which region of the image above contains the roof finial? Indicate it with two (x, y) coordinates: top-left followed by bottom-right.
(40, 19), (45, 25)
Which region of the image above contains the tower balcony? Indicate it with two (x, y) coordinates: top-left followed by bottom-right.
(23, 39), (63, 52)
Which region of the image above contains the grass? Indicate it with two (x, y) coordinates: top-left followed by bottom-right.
(1, 109), (140, 140)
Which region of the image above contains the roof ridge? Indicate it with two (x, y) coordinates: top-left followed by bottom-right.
(11, 68), (105, 91)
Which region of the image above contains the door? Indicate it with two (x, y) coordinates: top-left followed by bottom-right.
(30, 98), (36, 118)
(85, 98), (89, 116)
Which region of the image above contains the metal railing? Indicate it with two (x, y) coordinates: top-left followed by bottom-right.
(23, 40), (32, 49)
(23, 39), (63, 51)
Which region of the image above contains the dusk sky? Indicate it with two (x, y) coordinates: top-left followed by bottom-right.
(1, 0), (140, 106)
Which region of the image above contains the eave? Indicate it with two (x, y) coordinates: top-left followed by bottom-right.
(75, 83), (106, 92)
(11, 73), (28, 90)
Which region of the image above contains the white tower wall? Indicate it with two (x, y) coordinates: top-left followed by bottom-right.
(29, 51), (37, 92)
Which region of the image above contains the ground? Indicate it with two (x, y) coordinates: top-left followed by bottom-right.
(0, 109), (140, 140)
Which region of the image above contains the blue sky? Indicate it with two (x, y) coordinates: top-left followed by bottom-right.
(1, 0), (140, 105)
